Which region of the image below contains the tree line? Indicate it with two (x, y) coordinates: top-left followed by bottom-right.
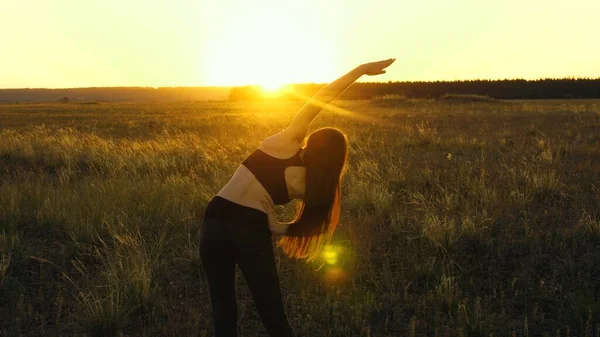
(228, 78), (600, 101)
(2, 79), (599, 103)
(0, 87), (231, 103)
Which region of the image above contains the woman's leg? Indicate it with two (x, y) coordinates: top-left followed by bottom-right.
(199, 218), (238, 337)
(236, 230), (295, 337)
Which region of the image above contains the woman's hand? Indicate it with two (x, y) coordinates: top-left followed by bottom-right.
(262, 199), (288, 235)
(359, 58), (396, 76)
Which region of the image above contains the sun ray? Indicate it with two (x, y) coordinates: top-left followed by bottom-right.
(281, 88), (382, 124)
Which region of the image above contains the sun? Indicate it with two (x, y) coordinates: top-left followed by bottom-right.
(258, 81), (287, 97)
(260, 81), (284, 93)
(202, 7), (337, 87)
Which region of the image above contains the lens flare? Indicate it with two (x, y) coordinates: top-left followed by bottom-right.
(322, 244), (343, 265)
(320, 244), (351, 286)
(324, 267), (346, 284)
(323, 251), (338, 265)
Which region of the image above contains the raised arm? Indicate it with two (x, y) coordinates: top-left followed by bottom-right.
(284, 58), (396, 141)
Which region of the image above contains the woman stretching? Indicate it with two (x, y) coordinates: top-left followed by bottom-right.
(199, 58), (395, 337)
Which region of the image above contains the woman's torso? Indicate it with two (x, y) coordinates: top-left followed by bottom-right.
(216, 137), (305, 213)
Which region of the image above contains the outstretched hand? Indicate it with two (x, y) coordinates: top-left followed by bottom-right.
(360, 58), (396, 76)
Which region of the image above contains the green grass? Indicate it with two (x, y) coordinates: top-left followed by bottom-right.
(1, 99), (599, 336)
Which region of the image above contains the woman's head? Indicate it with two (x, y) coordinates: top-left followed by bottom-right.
(278, 127), (349, 262)
(303, 127), (349, 183)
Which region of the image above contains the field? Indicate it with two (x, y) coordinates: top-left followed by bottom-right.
(1, 98), (599, 336)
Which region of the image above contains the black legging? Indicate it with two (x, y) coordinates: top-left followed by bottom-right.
(199, 196), (295, 337)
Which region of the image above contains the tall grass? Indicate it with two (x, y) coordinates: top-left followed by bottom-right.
(1, 99), (599, 336)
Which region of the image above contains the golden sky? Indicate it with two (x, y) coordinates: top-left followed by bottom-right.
(1, 0), (599, 88)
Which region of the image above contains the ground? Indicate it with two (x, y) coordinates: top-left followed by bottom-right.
(1, 98), (599, 336)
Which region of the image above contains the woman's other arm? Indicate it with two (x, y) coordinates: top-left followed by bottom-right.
(262, 198), (289, 235)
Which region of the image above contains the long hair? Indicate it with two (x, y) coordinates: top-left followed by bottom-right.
(278, 127), (349, 262)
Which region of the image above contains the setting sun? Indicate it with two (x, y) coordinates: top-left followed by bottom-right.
(260, 82), (284, 93)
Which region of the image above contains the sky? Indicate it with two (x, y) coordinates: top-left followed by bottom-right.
(1, 0), (599, 88)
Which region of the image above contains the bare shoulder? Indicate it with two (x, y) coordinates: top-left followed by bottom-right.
(259, 129), (302, 159)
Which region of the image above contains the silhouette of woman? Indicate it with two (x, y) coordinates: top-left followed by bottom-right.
(199, 58), (395, 337)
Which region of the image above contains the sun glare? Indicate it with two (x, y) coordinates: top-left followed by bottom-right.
(260, 82), (284, 93)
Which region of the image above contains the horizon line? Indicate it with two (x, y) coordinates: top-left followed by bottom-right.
(2, 76), (600, 91)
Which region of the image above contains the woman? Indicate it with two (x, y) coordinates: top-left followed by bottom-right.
(199, 58), (395, 337)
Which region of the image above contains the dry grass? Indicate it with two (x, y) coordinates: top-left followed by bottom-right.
(1, 99), (599, 336)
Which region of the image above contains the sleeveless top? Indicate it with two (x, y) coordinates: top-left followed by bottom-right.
(242, 148), (304, 205)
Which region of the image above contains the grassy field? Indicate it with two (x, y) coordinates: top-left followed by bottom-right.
(1, 98), (599, 336)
